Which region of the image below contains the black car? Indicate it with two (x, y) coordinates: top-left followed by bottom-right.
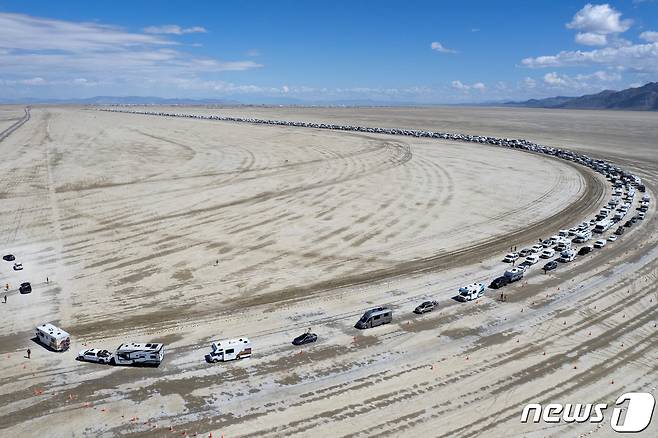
(631, 216), (639, 224)
(489, 276), (509, 289)
(19, 282), (31, 294)
(292, 332), (318, 346)
(615, 226), (625, 236)
(624, 220), (633, 228)
(2, 254), (15, 262)
(414, 300), (439, 314)
(578, 246), (593, 256)
(543, 260), (558, 271)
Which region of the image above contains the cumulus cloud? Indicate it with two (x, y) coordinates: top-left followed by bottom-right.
(451, 80), (485, 91)
(575, 32), (608, 46)
(542, 70), (621, 89)
(143, 25), (207, 35)
(567, 4), (631, 47)
(640, 31), (658, 42)
(521, 42), (658, 73)
(567, 3), (632, 35)
(431, 41), (457, 53)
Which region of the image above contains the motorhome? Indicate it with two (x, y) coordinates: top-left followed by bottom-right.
(457, 283), (486, 301)
(113, 342), (164, 366)
(35, 323), (70, 351)
(594, 219), (613, 234)
(207, 338), (252, 362)
(355, 307), (393, 329)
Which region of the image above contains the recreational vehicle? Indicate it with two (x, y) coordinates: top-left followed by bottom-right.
(35, 323), (70, 351)
(457, 283), (486, 301)
(113, 342), (164, 366)
(594, 219), (612, 234)
(207, 338), (252, 362)
(355, 307), (393, 329)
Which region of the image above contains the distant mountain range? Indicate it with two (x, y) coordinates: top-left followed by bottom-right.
(505, 82), (658, 110)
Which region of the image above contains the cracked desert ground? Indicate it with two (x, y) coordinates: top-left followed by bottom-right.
(0, 105), (656, 437)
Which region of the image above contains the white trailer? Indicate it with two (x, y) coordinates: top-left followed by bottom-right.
(594, 219), (612, 233)
(207, 338), (252, 362)
(35, 323), (70, 351)
(113, 342), (164, 366)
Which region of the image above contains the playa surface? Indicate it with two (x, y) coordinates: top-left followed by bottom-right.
(0, 105), (655, 437)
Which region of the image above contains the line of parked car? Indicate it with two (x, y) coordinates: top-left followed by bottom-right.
(22, 109), (651, 369)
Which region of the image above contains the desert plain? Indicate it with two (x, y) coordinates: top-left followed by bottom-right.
(0, 105), (656, 437)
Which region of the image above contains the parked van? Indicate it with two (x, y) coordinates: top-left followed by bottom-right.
(113, 342), (164, 366)
(35, 323), (70, 351)
(355, 307), (393, 329)
(207, 338), (252, 362)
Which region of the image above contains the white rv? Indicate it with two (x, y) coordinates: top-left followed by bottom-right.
(594, 219), (612, 234)
(207, 338), (252, 362)
(113, 342), (164, 366)
(35, 323), (70, 351)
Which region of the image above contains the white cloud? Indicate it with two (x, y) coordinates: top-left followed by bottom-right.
(543, 72), (568, 86)
(640, 31), (658, 42)
(451, 80), (485, 91)
(542, 70), (621, 89)
(575, 32), (608, 46)
(522, 77), (537, 89)
(567, 4), (632, 35)
(143, 25), (207, 35)
(521, 42), (658, 73)
(0, 12), (171, 52)
(431, 41), (457, 54)
(0, 12), (261, 95)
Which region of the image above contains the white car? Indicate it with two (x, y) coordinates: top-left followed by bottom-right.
(608, 235), (618, 242)
(77, 348), (113, 364)
(531, 244), (543, 253)
(525, 255), (540, 265)
(540, 248), (555, 258)
(13, 263), (23, 271)
(593, 239), (606, 248)
(502, 252), (519, 263)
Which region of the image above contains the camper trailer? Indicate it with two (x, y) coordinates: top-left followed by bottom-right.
(35, 323), (70, 351)
(354, 307), (393, 329)
(594, 219), (613, 234)
(113, 342), (164, 366)
(207, 338), (252, 362)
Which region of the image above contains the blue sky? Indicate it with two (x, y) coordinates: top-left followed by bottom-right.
(1, 0), (657, 103)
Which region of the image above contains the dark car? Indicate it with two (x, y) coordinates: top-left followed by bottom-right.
(631, 216), (639, 224)
(624, 220), (633, 228)
(292, 332), (318, 346)
(578, 246), (593, 256)
(19, 282), (31, 294)
(615, 226), (625, 236)
(489, 276), (510, 289)
(414, 300), (439, 314)
(2, 254), (15, 261)
(543, 260), (558, 271)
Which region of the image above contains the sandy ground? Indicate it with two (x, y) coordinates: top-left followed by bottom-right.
(0, 106), (655, 437)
